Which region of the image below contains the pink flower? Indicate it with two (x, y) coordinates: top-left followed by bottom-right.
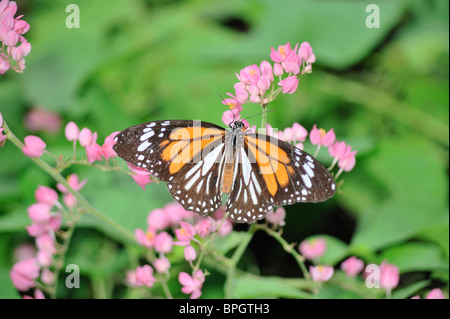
(36, 249), (52, 267)
(127, 163), (154, 190)
(309, 125), (336, 147)
(164, 202), (194, 226)
(184, 245), (196, 261)
(36, 233), (56, 255)
(195, 217), (216, 237)
(0, 55), (10, 74)
(135, 227), (157, 248)
(26, 214), (61, 237)
(40, 268), (54, 285)
(25, 108), (61, 133)
(298, 41), (316, 64)
(100, 131), (119, 160)
(153, 257), (170, 273)
(310, 265), (334, 282)
(179, 269), (205, 299)
(338, 151), (357, 172)
(22, 135), (46, 157)
(260, 60), (274, 82)
(153, 231), (173, 254)
(266, 207), (286, 227)
(236, 64), (260, 85)
(147, 208), (170, 230)
(292, 123), (308, 142)
(78, 128), (93, 147)
(232, 83), (248, 103)
(85, 132), (102, 163)
(27, 203), (52, 224)
(282, 51), (301, 75)
(35, 186), (58, 206)
(273, 62), (283, 77)
(13, 243), (36, 262)
(299, 238), (327, 260)
(328, 141), (351, 159)
(270, 42), (297, 63)
(278, 76), (299, 94)
(64, 121), (79, 141)
(379, 261), (399, 291)
(175, 221), (196, 245)
(135, 265), (157, 287)
(217, 218), (233, 237)
(341, 256), (364, 277)
(10, 257), (40, 291)
(56, 174), (87, 208)
(426, 288), (446, 299)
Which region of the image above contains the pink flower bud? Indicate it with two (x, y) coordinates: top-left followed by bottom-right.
(153, 257), (170, 273)
(13, 19), (30, 35)
(184, 245), (197, 261)
(135, 265), (157, 287)
(179, 270), (205, 299)
(426, 288), (446, 299)
(10, 257), (40, 291)
(379, 261), (399, 290)
(27, 203), (52, 224)
(292, 123), (308, 142)
(153, 231), (173, 254)
(299, 237), (327, 260)
(4, 29), (18, 46)
(100, 131), (119, 160)
(298, 41), (316, 64)
(341, 256), (364, 277)
(266, 207), (286, 227)
(78, 128), (93, 147)
(22, 135), (46, 157)
(64, 121), (79, 141)
(41, 268), (54, 285)
(277, 76), (299, 94)
(310, 265), (334, 282)
(147, 208), (170, 230)
(35, 185), (58, 206)
(338, 151), (357, 172)
(260, 60), (274, 82)
(273, 62), (284, 77)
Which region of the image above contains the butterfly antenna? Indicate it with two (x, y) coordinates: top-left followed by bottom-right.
(242, 109), (275, 122)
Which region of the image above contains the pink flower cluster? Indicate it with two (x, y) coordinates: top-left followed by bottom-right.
(0, 0), (31, 74)
(10, 176), (87, 297)
(265, 122), (308, 150)
(222, 41), (316, 125)
(65, 121), (119, 163)
(129, 203), (233, 298)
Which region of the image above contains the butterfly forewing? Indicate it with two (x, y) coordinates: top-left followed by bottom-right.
(113, 120), (227, 214)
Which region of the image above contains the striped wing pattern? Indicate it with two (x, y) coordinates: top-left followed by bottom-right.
(113, 120), (336, 224)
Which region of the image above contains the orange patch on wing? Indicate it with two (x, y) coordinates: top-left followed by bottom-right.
(159, 140), (170, 147)
(247, 142), (278, 196)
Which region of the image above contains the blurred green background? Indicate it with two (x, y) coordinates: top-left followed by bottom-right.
(0, 0), (448, 298)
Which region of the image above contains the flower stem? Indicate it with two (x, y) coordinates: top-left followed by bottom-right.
(224, 223), (256, 298)
(254, 224), (311, 280)
(3, 120), (136, 243)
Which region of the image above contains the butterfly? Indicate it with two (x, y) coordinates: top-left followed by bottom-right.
(113, 119), (336, 224)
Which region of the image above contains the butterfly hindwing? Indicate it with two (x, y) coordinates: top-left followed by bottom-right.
(113, 120), (226, 214)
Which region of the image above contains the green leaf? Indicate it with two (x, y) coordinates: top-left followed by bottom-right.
(380, 242), (449, 273)
(233, 276), (315, 299)
(349, 137), (448, 251)
(214, 231), (248, 255)
(392, 280), (431, 299)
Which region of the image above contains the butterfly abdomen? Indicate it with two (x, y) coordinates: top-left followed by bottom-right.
(222, 162), (234, 194)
